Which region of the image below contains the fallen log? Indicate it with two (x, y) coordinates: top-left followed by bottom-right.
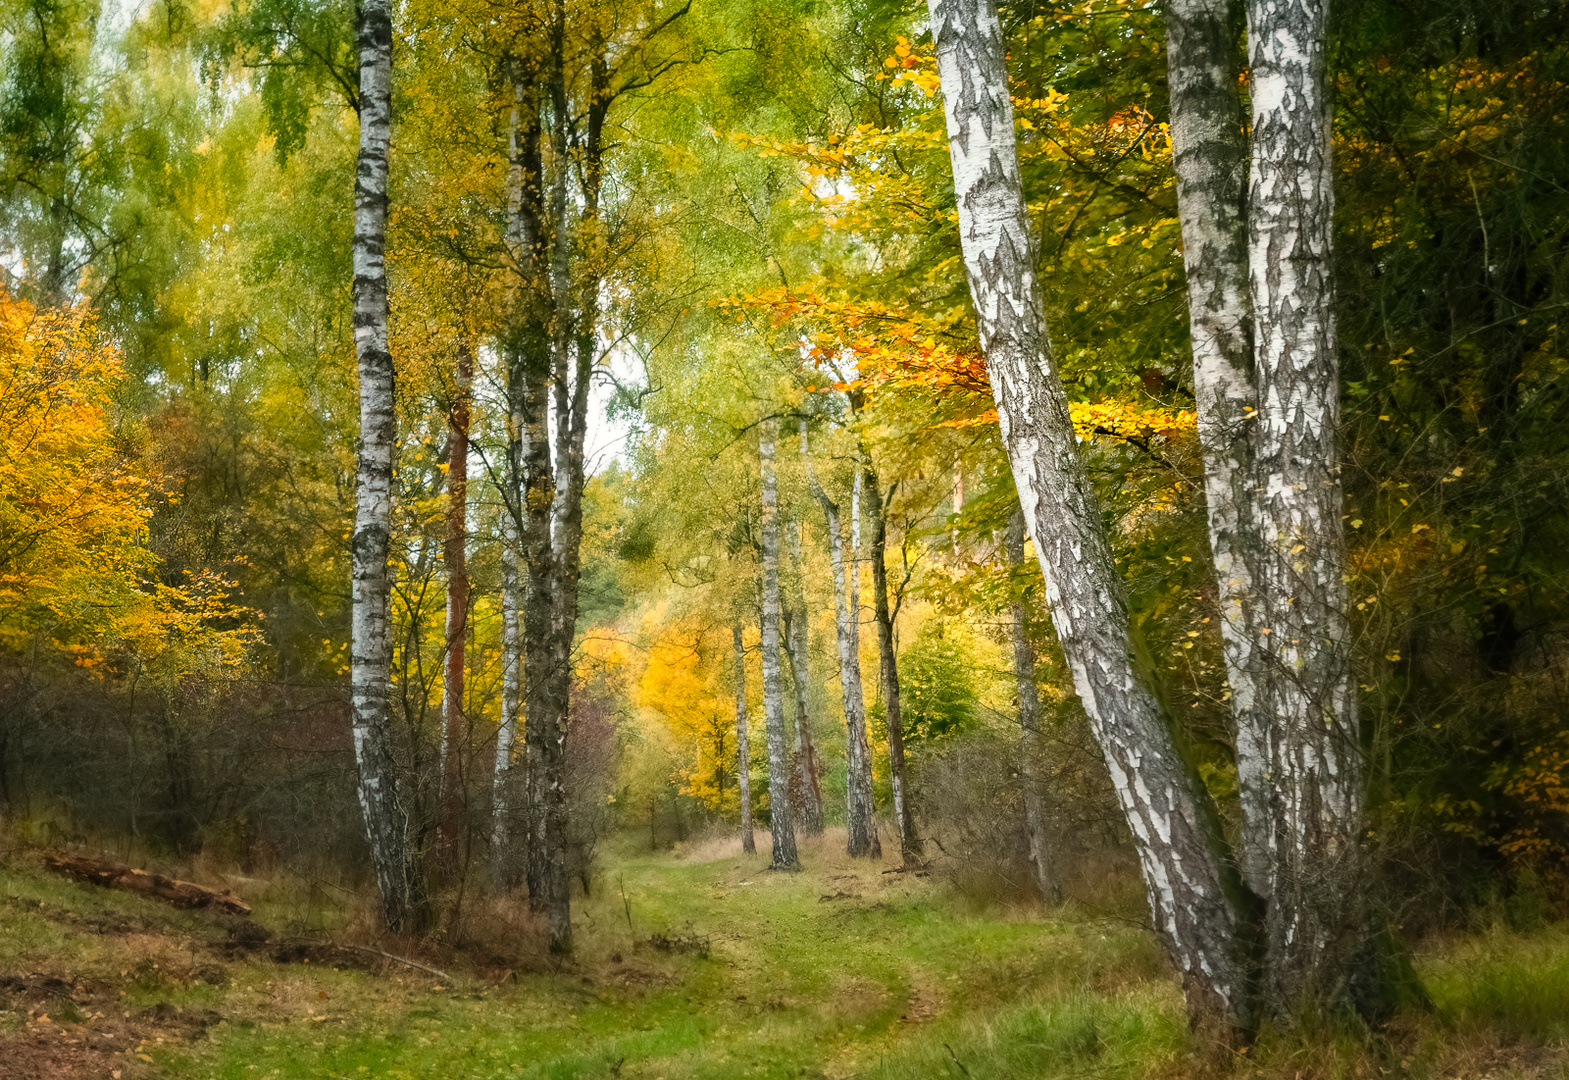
(44, 852), (252, 917)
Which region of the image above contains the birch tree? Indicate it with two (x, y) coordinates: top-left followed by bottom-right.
(785, 519), (825, 835)
(1164, 0), (1368, 1011)
(926, 0), (1243, 1022)
(733, 623), (757, 855)
(437, 342), (473, 874)
(1161, 0), (1272, 898)
(348, 0), (424, 935)
(759, 422), (799, 870)
(1244, 0), (1365, 1011)
(806, 434), (879, 858)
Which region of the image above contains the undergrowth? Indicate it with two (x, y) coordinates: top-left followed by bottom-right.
(0, 830), (1565, 1079)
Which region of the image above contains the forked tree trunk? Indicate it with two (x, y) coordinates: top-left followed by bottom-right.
(733, 624), (757, 855)
(807, 452), (879, 858)
(1162, 0), (1272, 899)
(438, 342), (473, 875)
(758, 423), (799, 870)
(1005, 511), (1060, 904)
(864, 467), (918, 867)
(785, 515), (825, 835)
(348, 0), (423, 936)
(1245, 0), (1364, 1012)
(927, 0), (1242, 1023)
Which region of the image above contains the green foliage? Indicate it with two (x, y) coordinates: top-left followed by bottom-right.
(897, 620), (981, 749)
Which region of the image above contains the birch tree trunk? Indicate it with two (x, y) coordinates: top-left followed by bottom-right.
(1163, 0), (1273, 899)
(808, 455), (879, 858)
(1245, 0), (1365, 1011)
(785, 516), (825, 835)
(493, 537), (521, 888)
(438, 342), (473, 876)
(927, 0), (1242, 1022)
(849, 471), (881, 858)
(348, 0), (423, 936)
(1005, 511), (1060, 904)
(759, 423), (799, 870)
(865, 467), (918, 867)
(733, 623), (757, 855)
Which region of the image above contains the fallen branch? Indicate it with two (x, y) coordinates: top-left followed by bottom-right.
(44, 851), (251, 917)
(336, 942), (453, 983)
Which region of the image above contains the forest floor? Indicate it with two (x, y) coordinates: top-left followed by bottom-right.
(1, 830), (1567, 1080)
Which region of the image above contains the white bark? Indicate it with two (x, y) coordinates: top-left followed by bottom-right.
(1246, 0), (1364, 1008)
(734, 623), (757, 855)
(348, 0), (420, 935)
(1163, 0), (1272, 898)
(785, 490), (824, 834)
(759, 422), (799, 869)
(928, 0), (1241, 1020)
(806, 444), (879, 859)
(492, 534), (521, 885)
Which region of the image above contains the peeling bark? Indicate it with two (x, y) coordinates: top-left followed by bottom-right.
(1162, 0), (1273, 899)
(1245, 0), (1365, 1011)
(348, 0), (423, 936)
(928, 0), (1242, 1022)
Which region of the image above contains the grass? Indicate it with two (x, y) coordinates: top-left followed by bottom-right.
(1, 830), (1567, 1079)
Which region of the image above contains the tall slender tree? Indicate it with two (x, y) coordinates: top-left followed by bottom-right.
(1161, 0), (1271, 898)
(733, 623), (757, 855)
(1164, 0), (1369, 1013)
(926, 0), (1243, 1022)
(784, 517), (825, 835)
(349, 0), (424, 935)
(864, 466), (918, 867)
(437, 342), (473, 873)
(759, 422), (799, 870)
(1243, 0), (1364, 1012)
(806, 432), (879, 858)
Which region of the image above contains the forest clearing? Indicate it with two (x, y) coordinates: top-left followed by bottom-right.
(3, 834), (1568, 1080)
(3, 0), (1569, 1074)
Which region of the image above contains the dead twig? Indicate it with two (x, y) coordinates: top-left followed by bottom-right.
(336, 943), (453, 983)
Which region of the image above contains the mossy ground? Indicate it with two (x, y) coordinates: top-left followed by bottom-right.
(1, 830), (1565, 1079)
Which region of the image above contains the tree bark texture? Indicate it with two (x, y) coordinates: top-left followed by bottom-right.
(808, 453), (879, 859)
(1006, 511), (1060, 904)
(1245, 0), (1364, 1012)
(758, 423), (799, 870)
(46, 852), (252, 916)
(734, 623), (757, 855)
(438, 342), (474, 875)
(1162, 0), (1272, 899)
(492, 536), (521, 888)
(927, 0), (1242, 1022)
(349, 0), (423, 936)
(784, 517), (825, 835)
(864, 467), (918, 867)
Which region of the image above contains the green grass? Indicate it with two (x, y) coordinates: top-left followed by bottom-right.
(3, 833), (1568, 1079)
